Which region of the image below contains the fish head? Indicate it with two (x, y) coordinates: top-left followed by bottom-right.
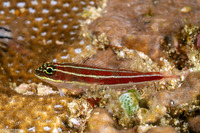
(34, 62), (57, 80)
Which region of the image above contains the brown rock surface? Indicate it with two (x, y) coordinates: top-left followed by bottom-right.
(188, 115), (200, 133)
(146, 126), (177, 133)
(150, 72), (200, 108)
(89, 0), (200, 62)
(87, 108), (138, 133)
(87, 108), (117, 133)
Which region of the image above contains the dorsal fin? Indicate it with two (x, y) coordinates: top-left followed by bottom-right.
(81, 48), (124, 69)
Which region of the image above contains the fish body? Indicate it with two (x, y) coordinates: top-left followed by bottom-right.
(0, 26), (13, 40)
(34, 62), (172, 93)
(0, 26), (33, 56)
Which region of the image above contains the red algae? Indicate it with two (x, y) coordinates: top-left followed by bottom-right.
(87, 97), (101, 108)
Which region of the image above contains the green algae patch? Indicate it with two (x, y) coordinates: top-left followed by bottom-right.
(119, 90), (140, 116)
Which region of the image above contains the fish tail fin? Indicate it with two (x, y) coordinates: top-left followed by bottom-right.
(161, 71), (183, 79)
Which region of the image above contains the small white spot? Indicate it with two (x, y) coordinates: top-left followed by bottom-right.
(85, 45), (92, 50)
(9, 9), (15, 14)
(44, 126), (51, 131)
(69, 118), (80, 126)
(25, 20), (31, 24)
(63, 24), (68, 29)
(35, 17), (43, 21)
(63, 3), (69, 7)
(61, 55), (69, 59)
(74, 48), (82, 54)
(79, 40), (84, 45)
(46, 40), (52, 44)
(42, 9), (49, 14)
(72, 7), (78, 11)
(0, 10), (5, 14)
(8, 63), (13, 67)
(56, 40), (64, 45)
(17, 36), (24, 41)
(119, 51), (125, 58)
(49, 16), (54, 19)
(62, 49), (67, 52)
(52, 128), (59, 133)
(31, 35), (35, 39)
(28, 127), (35, 132)
(89, 1), (95, 5)
(73, 25), (79, 29)
(80, 1), (86, 5)
(52, 59), (57, 62)
(55, 9), (61, 13)
(43, 23), (49, 26)
(52, 32), (57, 35)
(31, 1), (38, 5)
(70, 31), (76, 35)
(58, 128), (62, 132)
(56, 19), (62, 23)
(70, 37), (75, 40)
(41, 32), (47, 36)
(51, 0), (57, 5)
(63, 13), (69, 17)
(42, 0), (47, 4)
(54, 105), (63, 108)
(17, 2), (26, 7)
(32, 27), (38, 31)
(28, 69), (32, 73)
(3, 2), (10, 7)
(29, 8), (35, 13)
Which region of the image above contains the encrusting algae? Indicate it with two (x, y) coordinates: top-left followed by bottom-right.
(0, 0), (200, 133)
(119, 90), (140, 116)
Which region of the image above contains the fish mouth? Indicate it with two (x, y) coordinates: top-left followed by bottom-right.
(34, 70), (41, 78)
(34, 73), (41, 79)
(34, 71), (47, 82)
(34, 67), (43, 77)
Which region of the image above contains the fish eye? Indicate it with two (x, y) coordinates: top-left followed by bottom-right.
(44, 67), (54, 75)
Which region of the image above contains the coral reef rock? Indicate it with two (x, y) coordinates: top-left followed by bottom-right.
(188, 115), (200, 133)
(87, 0), (200, 64)
(146, 126), (177, 133)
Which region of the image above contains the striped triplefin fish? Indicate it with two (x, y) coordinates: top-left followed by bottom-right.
(0, 26), (13, 40)
(0, 26), (13, 47)
(0, 26), (13, 51)
(34, 62), (176, 96)
(0, 25), (32, 56)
